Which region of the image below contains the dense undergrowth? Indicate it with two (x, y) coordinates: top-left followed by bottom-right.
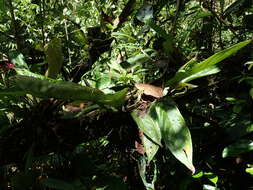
(0, 0), (253, 189)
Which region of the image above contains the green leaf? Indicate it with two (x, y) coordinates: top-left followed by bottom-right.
(6, 75), (127, 108)
(192, 171), (204, 178)
(203, 184), (220, 190)
(143, 135), (159, 163)
(12, 75), (103, 100)
(196, 11), (213, 18)
(41, 178), (75, 190)
(137, 156), (157, 190)
(44, 38), (64, 79)
(99, 88), (128, 108)
(222, 139), (253, 158)
(0, 87), (27, 96)
(8, 52), (53, 79)
(166, 40), (252, 88)
(246, 165), (253, 175)
(151, 98), (195, 173)
(204, 172), (218, 185)
(131, 109), (162, 147)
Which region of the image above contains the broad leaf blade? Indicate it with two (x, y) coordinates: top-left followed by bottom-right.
(131, 110), (162, 147)
(151, 98), (195, 173)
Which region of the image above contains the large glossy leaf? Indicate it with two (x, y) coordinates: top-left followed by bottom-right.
(222, 139), (253, 158)
(166, 40), (252, 88)
(132, 98), (195, 173)
(150, 98), (195, 173)
(4, 75), (128, 107)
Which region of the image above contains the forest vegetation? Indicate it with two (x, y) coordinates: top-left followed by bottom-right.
(0, 0), (253, 189)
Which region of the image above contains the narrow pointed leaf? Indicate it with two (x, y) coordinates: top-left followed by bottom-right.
(166, 40), (252, 88)
(8, 75), (127, 107)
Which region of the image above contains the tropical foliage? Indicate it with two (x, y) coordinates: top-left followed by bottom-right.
(0, 0), (253, 189)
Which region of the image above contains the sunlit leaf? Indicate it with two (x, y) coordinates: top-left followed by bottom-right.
(166, 40), (252, 88)
(205, 172), (218, 185)
(246, 165), (253, 175)
(192, 171), (204, 178)
(4, 75), (127, 107)
(203, 184), (220, 190)
(98, 88), (128, 108)
(131, 109), (162, 147)
(143, 135), (159, 163)
(222, 139), (253, 158)
(8, 52), (53, 79)
(151, 98), (195, 173)
(44, 38), (64, 79)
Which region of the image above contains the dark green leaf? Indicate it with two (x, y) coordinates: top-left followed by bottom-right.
(222, 139), (253, 158)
